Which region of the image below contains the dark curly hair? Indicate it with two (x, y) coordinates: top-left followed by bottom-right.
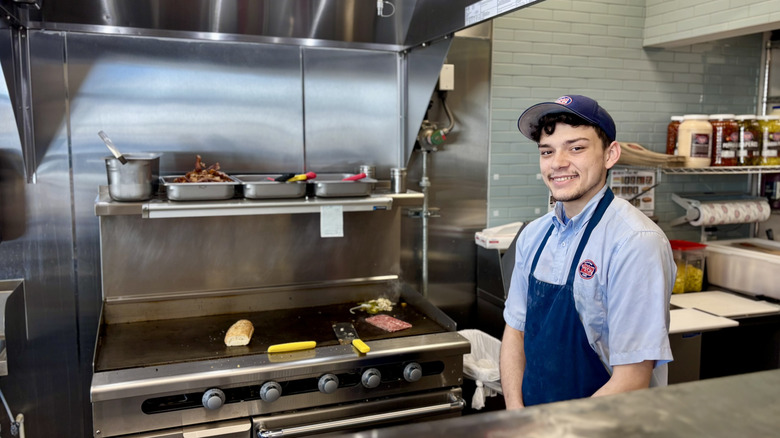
(529, 112), (611, 148)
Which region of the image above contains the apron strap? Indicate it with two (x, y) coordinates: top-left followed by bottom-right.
(530, 225), (555, 273)
(566, 188), (615, 284)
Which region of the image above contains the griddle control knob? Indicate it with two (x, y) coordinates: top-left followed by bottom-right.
(201, 388), (225, 410)
(260, 381), (282, 403)
(361, 368), (381, 389)
(403, 362), (423, 382)
(318, 374), (340, 394)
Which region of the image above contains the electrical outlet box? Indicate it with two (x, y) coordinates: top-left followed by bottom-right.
(439, 64), (454, 90)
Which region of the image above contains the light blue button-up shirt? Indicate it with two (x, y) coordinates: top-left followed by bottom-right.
(504, 185), (675, 385)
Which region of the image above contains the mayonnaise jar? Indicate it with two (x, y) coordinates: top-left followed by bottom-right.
(678, 115), (712, 168)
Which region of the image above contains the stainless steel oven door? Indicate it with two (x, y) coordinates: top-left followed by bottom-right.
(115, 419), (252, 438)
(253, 388), (463, 438)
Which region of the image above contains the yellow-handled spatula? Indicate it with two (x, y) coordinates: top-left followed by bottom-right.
(333, 322), (370, 354)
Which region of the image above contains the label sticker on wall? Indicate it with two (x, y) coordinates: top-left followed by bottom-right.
(321, 205), (344, 238)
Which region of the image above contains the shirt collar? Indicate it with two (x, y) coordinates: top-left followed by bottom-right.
(551, 185), (609, 232)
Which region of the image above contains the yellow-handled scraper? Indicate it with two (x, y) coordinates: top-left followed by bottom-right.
(333, 322), (370, 354)
(266, 341), (317, 353)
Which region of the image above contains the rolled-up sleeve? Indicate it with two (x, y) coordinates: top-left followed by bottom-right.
(503, 224), (542, 332)
(503, 251), (529, 332)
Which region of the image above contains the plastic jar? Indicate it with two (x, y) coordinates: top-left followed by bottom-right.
(677, 115), (712, 167)
(665, 115), (683, 155)
(669, 240), (707, 293)
(758, 115), (780, 165)
(709, 114), (738, 166)
(736, 115), (761, 165)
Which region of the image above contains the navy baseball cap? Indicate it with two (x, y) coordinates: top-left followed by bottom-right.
(517, 95), (616, 143)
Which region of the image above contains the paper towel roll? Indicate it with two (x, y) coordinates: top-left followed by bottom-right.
(689, 200), (771, 226)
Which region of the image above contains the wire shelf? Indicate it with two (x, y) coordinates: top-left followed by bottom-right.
(660, 166), (780, 175)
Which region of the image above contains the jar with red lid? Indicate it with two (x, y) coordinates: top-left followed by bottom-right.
(709, 114), (738, 166)
(666, 115), (683, 155)
(736, 114), (761, 165)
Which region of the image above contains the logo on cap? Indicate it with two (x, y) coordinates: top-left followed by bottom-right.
(555, 96), (573, 106)
(579, 259), (597, 280)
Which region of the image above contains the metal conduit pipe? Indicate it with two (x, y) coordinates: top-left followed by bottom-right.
(420, 149), (431, 297)
(440, 92), (455, 135)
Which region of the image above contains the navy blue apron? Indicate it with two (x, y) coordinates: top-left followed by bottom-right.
(522, 189), (614, 406)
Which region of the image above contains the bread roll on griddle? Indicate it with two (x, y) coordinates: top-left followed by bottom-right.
(224, 319), (254, 346)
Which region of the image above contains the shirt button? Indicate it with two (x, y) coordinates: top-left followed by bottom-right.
(561, 242), (566, 247)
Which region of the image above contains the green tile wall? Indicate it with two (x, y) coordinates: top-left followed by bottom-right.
(489, 0), (765, 242)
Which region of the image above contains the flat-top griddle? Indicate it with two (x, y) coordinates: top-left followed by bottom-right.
(95, 299), (447, 372)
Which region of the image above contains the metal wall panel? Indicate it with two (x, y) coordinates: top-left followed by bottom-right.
(99, 211), (401, 301)
(402, 31), (490, 327)
(0, 29), (85, 437)
(66, 32), (305, 176)
(303, 48), (401, 176)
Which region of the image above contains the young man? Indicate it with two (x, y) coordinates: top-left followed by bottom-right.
(500, 95), (675, 409)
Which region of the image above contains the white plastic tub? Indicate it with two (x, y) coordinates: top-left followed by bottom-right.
(705, 238), (780, 300)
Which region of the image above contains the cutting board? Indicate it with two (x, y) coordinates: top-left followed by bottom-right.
(671, 291), (780, 318)
(669, 308), (738, 334)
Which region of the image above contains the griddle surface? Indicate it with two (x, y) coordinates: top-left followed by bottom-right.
(95, 300), (447, 372)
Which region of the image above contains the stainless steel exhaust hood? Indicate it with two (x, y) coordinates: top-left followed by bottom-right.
(5, 0), (544, 51)
(0, 0), (544, 182)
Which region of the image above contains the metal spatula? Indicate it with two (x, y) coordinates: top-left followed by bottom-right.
(333, 322), (370, 354)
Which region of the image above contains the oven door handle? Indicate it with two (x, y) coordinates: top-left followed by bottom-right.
(256, 398), (465, 438)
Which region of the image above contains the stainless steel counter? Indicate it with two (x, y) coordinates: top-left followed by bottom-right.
(340, 369), (780, 437)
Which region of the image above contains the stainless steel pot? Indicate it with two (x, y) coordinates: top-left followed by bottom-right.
(105, 153), (161, 201)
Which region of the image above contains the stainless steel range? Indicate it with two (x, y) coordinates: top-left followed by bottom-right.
(91, 187), (470, 438)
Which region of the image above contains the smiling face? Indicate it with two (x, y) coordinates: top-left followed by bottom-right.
(538, 123), (620, 218)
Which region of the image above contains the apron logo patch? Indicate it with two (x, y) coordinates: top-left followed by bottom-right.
(579, 259), (597, 279)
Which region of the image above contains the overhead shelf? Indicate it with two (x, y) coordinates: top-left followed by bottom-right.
(616, 164), (780, 175)
(94, 186), (424, 219)
(141, 196), (395, 219)
(660, 166), (780, 175)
